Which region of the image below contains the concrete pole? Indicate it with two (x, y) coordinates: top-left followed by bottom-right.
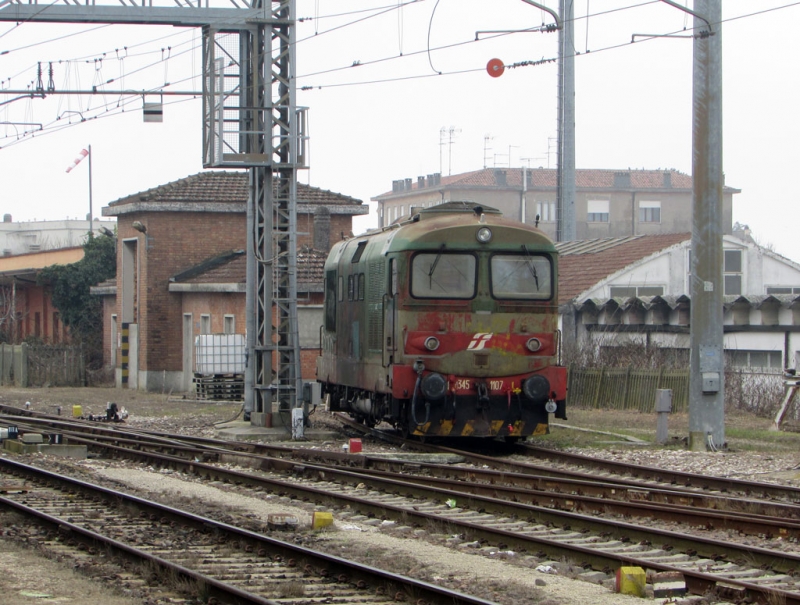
(689, 0), (724, 450)
(556, 0), (576, 241)
(244, 169), (255, 420)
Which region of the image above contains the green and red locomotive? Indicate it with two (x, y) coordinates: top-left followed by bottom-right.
(316, 201), (567, 439)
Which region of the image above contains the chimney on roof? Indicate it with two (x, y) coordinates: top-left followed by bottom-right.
(663, 171), (672, 188)
(404, 178), (412, 191)
(494, 169), (507, 187)
(613, 171), (631, 188)
(392, 179), (404, 193)
(314, 206), (331, 252)
(417, 176), (425, 188)
(2, 214), (10, 223)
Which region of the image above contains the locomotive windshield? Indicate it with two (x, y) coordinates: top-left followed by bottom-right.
(490, 253), (553, 300)
(411, 252), (477, 299)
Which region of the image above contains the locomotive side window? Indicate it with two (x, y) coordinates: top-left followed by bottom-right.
(390, 259), (397, 295)
(351, 241), (367, 263)
(324, 270), (336, 331)
(338, 276), (344, 302)
(358, 273), (365, 300)
(347, 275), (355, 301)
(411, 252), (477, 299)
(490, 254), (553, 300)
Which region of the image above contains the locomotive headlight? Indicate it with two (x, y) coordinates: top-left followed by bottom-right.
(526, 337), (542, 352)
(424, 336), (440, 351)
(522, 375), (550, 403)
(476, 227), (493, 243)
(420, 372), (447, 401)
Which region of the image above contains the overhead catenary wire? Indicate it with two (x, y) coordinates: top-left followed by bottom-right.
(1, 0), (799, 144)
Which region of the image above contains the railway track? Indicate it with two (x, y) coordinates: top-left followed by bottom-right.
(4, 406), (800, 603)
(0, 457), (494, 605)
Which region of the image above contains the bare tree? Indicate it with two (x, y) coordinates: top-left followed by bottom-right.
(0, 283), (26, 344)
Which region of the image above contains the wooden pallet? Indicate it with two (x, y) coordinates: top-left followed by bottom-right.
(194, 373), (244, 401)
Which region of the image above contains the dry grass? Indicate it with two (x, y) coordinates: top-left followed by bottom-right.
(0, 539), (138, 605)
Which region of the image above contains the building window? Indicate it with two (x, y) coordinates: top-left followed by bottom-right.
(587, 200), (609, 223)
(200, 314), (211, 334)
(639, 201), (661, 223)
(724, 249), (743, 295)
(535, 201), (556, 222)
(223, 315), (235, 334)
(767, 286), (800, 295)
(727, 349), (782, 370)
(609, 285), (664, 298)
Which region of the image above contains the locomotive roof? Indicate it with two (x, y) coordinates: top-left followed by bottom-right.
(417, 201), (502, 217)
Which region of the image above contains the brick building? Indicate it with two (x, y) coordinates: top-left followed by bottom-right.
(0, 247), (85, 344)
(374, 167), (739, 239)
(97, 171), (366, 393)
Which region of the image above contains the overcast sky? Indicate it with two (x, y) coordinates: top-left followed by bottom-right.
(1, 1), (797, 260)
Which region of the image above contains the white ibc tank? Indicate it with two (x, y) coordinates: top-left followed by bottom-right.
(195, 334), (245, 374)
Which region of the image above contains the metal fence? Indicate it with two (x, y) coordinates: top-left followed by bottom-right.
(567, 365), (690, 413)
(0, 343), (85, 387)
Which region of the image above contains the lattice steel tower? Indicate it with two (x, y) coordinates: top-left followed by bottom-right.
(0, 0), (305, 420)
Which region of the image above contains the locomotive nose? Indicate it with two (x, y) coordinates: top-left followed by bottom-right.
(522, 375), (550, 403)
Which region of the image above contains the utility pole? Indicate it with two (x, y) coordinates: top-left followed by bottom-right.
(688, 0), (724, 450)
(556, 0), (576, 242)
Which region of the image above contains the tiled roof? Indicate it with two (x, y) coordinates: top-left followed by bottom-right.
(556, 233), (690, 305)
(108, 171), (363, 207)
(375, 167), (740, 198)
(172, 250), (245, 284)
(174, 245), (327, 291)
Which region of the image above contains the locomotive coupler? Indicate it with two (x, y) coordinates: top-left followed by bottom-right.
(476, 382), (490, 409)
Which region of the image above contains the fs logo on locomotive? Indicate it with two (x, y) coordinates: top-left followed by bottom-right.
(467, 333), (493, 350)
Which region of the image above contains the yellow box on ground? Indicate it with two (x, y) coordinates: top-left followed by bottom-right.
(616, 566), (646, 597)
(72, 405), (82, 418)
(312, 511), (333, 529)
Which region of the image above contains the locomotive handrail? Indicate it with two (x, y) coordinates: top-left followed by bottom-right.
(556, 329), (562, 366)
(382, 293), (389, 369)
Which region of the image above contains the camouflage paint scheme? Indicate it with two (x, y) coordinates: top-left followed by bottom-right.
(316, 202), (567, 438)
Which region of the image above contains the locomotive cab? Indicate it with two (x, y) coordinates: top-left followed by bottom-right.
(317, 201), (567, 439)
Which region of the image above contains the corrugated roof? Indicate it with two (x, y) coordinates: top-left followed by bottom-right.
(108, 171), (363, 207)
(557, 233), (690, 304)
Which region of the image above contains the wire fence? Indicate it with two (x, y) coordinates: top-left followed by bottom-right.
(567, 365), (690, 413)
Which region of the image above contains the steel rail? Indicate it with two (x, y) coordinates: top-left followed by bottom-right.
(7, 411), (800, 535)
(4, 407), (800, 603)
(0, 496), (278, 605)
(336, 413), (800, 503)
(0, 457), (496, 605)
(33, 433), (800, 577)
